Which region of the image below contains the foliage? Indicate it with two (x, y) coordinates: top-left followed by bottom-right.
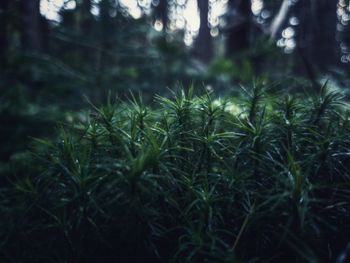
(1, 83), (350, 262)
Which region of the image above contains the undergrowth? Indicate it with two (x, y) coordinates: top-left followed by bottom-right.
(1, 83), (350, 262)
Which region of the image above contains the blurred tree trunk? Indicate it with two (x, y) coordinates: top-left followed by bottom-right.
(94, 0), (114, 103)
(75, 0), (93, 34)
(82, 0), (92, 31)
(311, 0), (338, 69)
(296, 0), (338, 71)
(193, 0), (213, 63)
(154, 0), (168, 30)
(0, 0), (9, 63)
(226, 0), (251, 56)
(269, 0), (291, 39)
(19, 0), (43, 52)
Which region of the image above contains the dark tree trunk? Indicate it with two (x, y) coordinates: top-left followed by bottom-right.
(193, 0), (213, 63)
(81, 0), (92, 31)
(80, 0), (93, 34)
(311, 0), (338, 68)
(82, 0), (92, 17)
(296, 0), (338, 71)
(19, 0), (43, 52)
(226, 0), (251, 56)
(154, 0), (168, 30)
(61, 0), (92, 34)
(0, 0), (9, 64)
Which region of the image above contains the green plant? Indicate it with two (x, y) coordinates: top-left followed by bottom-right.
(1, 83), (350, 262)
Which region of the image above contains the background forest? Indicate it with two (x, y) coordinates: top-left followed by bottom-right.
(1, 0), (350, 162)
(1, 0), (350, 262)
